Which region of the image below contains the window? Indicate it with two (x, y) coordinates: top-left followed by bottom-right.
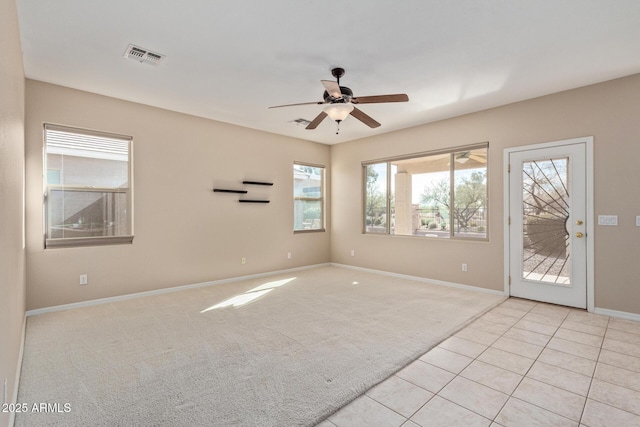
(363, 143), (488, 239)
(44, 124), (133, 248)
(293, 163), (325, 232)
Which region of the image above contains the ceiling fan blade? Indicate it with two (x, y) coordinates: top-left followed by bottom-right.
(351, 94), (409, 104)
(321, 80), (342, 99)
(349, 106), (381, 128)
(306, 111), (328, 130)
(268, 101), (323, 109)
(469, 154), (487, 163)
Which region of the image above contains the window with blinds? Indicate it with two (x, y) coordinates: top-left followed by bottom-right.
(44, 124), (133, 248)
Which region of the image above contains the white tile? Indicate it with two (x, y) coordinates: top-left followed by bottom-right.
(561, 320), (606, 337)
(589, 378), (640, 416)
(502, 327), (551, 347)
(500, 298), (536, 311)
(477, 347), (535, 375)
(470, 318), (512, 335)
(420, 347), (472, 374)
(496, 397), (578, 427)
(513, 378), (586, 421)
(555, 328), (604, 348)
(581, 399), (640, 427)
(438, 336), (487, 359)
(315, 420), (337, 427)
(598, 349), (640, 374)
(602, 337), (640, 358)
(529, 304), (571, 319)
(491, 336), (544, 359)
(594, 363), (640, 392)
(455, 327), (500, 346)
(606, 328), (640, 346)
(395, 360), (455, 394)
(526, 361), (592, 396)
(366, 376), (433, 418)
(482, 311), (522, 326)
(538, 348), (596, 377)
(491, 306), (528, 319)
(514, 319), (558, 336)
(410, 395), (490, 427)
(608, 318), (640, 335)
(546, 337), (601, 361)
(523, 312), (565, 328)
(460, 360), (523, 394)
(565, 311), (609, 328)
(401, 421), (420, 427)
(439, 376), (509, 419)
(329, 395), (406, 427)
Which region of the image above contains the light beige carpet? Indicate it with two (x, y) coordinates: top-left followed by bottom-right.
(16, 265), (504, 426)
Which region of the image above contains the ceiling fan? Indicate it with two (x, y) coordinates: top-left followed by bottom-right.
(455, 151), (487, 164)
(269, 67), (409, 133)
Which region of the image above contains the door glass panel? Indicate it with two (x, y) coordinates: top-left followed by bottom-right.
(521, 157), (571, 285)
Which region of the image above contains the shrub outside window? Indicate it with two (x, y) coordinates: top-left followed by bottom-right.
(294, 163), (325, 232)
(44, 124), (133, 248)
(363, 144), (488, 240)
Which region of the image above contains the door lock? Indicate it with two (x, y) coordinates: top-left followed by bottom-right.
(576, 232), (584, 238)
(576, 220), (583, 225)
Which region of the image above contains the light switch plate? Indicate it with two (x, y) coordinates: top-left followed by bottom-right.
(636, 216), (640, 227)
(598, 215), (618, 226)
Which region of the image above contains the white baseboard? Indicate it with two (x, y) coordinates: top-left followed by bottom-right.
(331, 263), (507, 297)
(9, 315), (26, 427)
(26, 263), (332, 317)
(594, 307), (640, 322)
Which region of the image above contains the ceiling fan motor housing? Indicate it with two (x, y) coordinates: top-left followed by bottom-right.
(323, 86), (353, 103)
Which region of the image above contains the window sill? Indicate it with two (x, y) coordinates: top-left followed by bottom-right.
(45, 235), (134, 249)
(294, 229), (326, 234)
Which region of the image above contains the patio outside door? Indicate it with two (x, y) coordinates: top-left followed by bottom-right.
(507, 139), (589, 308)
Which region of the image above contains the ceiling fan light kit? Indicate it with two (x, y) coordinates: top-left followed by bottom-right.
(324, 103), (354, 122)
(269, 67), (408, 133)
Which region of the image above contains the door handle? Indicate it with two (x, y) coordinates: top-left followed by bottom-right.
(576, 232), (584, 238)
(576, 220), (583, 225)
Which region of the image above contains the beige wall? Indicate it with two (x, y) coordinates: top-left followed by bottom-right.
(21, 71), (640, 316)
(25, 80), (331, 310)
(331, 73), (640, 315)
(0, 0), (26, 425)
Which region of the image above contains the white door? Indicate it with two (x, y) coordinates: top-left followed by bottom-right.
(507, 140), (589, 308)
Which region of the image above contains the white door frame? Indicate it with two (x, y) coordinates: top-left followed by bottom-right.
(503, 137), (594, 312)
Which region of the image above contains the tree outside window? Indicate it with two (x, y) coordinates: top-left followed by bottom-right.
(363, 145), (488, 239)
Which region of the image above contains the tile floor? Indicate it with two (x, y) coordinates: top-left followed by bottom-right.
(316, 298), (640, 427)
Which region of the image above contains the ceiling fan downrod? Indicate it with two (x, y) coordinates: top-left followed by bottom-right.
(331, 67), (345, 85)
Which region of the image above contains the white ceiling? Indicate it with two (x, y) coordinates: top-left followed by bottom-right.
(16, 1), (640, 145)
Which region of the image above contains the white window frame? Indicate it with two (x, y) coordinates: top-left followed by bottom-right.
(293, 162), (326, 233)
(44, 124), (134, 248)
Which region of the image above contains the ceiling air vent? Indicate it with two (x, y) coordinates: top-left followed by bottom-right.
(291, 118), (311, 126)
(123, 44), (165, 65)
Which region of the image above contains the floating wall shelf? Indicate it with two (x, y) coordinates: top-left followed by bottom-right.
(213, 189), (248, 194)
(242, 181), (273, 186)
(213, 180), (273, 203)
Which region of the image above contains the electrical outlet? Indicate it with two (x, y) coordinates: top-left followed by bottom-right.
(287, 252), (292, 259)
(241, 257), (246, 265)
(351, 249), (355, 257)
(462, 263), (468, 272)
(79, 274), (88, 285)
